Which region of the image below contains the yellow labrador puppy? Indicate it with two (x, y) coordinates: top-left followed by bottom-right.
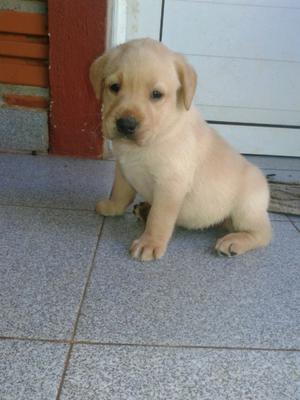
(90, 38), (271, 261)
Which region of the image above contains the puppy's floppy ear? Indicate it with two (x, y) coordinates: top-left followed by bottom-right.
(89, 53), (108, 101)
(174, 53), (197, 110)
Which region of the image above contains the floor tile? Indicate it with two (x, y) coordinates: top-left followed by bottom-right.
(60, 344), (300, 400)
(0, 206), (101, 339)
(0, 339), (67, 400)
(292, 221), (300, 232)
(76, 215), (300, 349)
(0, 154), (114, 210)
(268, 212), (289, 221)
(263, 169), (300, 183)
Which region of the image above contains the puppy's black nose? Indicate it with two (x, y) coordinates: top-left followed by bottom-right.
(116, 117), (138, 135)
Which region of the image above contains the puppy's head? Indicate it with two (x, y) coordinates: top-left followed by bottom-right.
(90, 38), (197, 145)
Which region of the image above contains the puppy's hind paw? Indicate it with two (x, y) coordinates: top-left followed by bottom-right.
(215, 232), (255, 256)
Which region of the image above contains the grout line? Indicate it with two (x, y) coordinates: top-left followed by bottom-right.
(55, 216), (107, 400)
(0, 203), (95, 213)
(72, 340), (300, 353)
(55, 344), (74, 400)
(287, 216), (300, 233)
(1, 335), (299, 353)
(0, 336), (71, 344)
(69, 217), (106, 341)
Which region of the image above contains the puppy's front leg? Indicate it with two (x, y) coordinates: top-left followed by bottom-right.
(96, 161), (136, 216)
(130, 185), (185, 261)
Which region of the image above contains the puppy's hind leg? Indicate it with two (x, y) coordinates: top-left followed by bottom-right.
(215, 179), (272, 256)
(96, 161), (136, 216)
(215, 210), (271, 256)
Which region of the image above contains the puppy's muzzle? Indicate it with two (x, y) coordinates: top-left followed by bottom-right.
(116, 117), (138, 136)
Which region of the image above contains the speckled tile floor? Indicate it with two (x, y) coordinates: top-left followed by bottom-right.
(0, 153), (299, 400)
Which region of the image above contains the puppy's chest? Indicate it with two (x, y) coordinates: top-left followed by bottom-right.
(118, 155), (155, 202)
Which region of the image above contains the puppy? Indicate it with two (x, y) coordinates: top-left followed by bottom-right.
(90, 38), (271, 261)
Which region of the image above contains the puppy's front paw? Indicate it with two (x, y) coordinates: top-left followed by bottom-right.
(95, 199), (124, 216)
(130, 233), (167, 261)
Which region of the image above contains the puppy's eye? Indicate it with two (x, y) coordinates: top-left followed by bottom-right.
(150, 90), (163, 100)
(109, 83), (121, 93)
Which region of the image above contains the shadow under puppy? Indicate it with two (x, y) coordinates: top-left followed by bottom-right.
(90, 38), (271, 261)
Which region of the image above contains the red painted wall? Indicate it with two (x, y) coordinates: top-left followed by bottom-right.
(48, 1), (106, 158)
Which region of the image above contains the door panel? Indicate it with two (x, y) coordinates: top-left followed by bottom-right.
(161, 0), (300, 155)
(124, 0), (300, 156)
(163, 2), (300, 62)
(191, 0), (299, 7)
(211, 124), (300, 156)
(187, 54), (300, 125)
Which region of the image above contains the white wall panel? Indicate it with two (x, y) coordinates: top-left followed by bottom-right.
(190, 0), (300, 8)
(124, 0), (300, 155)
(210, 123), (300, 156)
(163, 1), (300, 61)
(188, 55), (300, 124)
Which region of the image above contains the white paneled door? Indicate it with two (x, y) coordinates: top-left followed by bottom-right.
(117, 0), (300, 156)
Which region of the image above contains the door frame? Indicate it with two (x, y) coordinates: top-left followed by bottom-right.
(48, 1), (107, 158)
(107, 0), (163, 47)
